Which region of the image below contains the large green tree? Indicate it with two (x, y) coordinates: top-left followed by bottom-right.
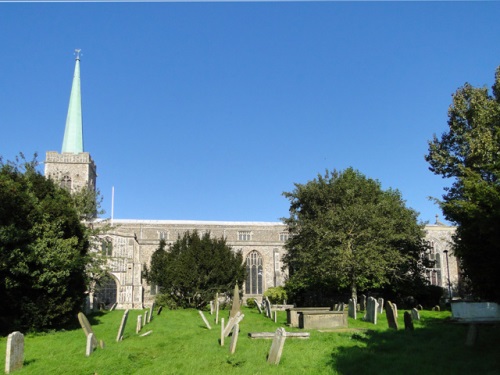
(282, 168), (428, 305)
(0, 155), (89, 333)
(145, 231), (245, 309)
(426, 66), (500, 302)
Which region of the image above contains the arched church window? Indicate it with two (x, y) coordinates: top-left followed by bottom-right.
(245, 251), (263, 295)
(61, 175), (72, 191)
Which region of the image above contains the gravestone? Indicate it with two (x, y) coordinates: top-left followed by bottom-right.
(215, 299), (220, 325)
(78, 312), (98, 348)
(210, 301), (214, 315)
(229, 323), (239, 354)
(140, 330), (153, 337)
(360, 295), (366, 311)
(220, 318), (225, 346)
(86, 333), (97, 357)
(116, 309), (129, 342)
(416, 304), (423, 310)
(198, 310), (212, 330)
(230, 285), (241, 318)
(265, 297), (272, 318)
(143, 310), (148, 326)
(348, 298), (357, 319)
(274, 310), (277, 323)
(148, 303), (154, 323)
(404, 311), (414, 331)
(393, 303), (398, 317)
(339, 302), (345, 311)
(255, 299), (262, 314)
(267, 327), (287, 365)
(110, 303), (117, 311)
(411, 308), (420, 321)
(5, 331), (24, 374)
(385, 301), (398, 330)
(136, 315), (142, 334)
(333, 303), (339, 311)
(365, 296), (378, 324)
(157, 306), (163, 316)
(377, 298), (384, 314)
(224, 312), (244, 337)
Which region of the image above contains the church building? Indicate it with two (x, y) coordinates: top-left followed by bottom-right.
(45, 54), (459, 309)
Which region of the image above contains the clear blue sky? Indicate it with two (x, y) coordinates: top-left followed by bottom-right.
(1, 2), (499, 224)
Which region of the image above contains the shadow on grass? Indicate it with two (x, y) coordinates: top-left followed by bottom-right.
(332, 316), (500, 375)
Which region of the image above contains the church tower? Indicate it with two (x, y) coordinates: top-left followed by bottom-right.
(45, 50), (97, 192)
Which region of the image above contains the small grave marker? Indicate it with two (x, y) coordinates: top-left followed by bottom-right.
(348, 298), (357, 319)
(198, 310), (212, 330)
(140, 330), (153, 337)
(136, 315), (142, 334)
(78, 312), (98, 348)
(255, 299), (262, 314)
(157, 306), (163, 316)
(411, 308), (420, 321)
(385, 301), (398, 330)
(143, 310), (148, 326)
(86, 333), (97, 357)
(229, 323), (239, 354)
(267, 327), (286, 365)
(116, 309), (129, 342)
(404, 311), (414, 331)
(220, 318), (225, 346)
(377, 298), (384, 314)
(5, 331), (24, 374)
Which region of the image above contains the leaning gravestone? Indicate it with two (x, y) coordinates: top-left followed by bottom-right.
(116, 309), (130, 342)
(230, 285), (241, 318)
(393, 303), (398, 317)
(265, 297), (272, 318)
(78, 312), (98, 348)
(348, 298), (357, 319)
(411, 308), (420, 321)
(198, 310), (212, 330)
(148, 303), (155, 323)
(404, 311), (414, 331)
(229, 323), (239, 354)
(143, 310), (148, 326)
(255, 299), (262, 314)
(385, 301), (398, 330)
(5, 331), (24, 374)
(157, 306), (163, 316)
(267, 328), (287, 365)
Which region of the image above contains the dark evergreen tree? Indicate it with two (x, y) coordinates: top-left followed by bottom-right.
(145, 231), (245, 309)
(0, 155), (89, 333)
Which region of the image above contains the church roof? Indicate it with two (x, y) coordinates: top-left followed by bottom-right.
(61, 50), (83, 154)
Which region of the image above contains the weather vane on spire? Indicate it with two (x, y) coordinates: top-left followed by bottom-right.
(75, 49), (82, 60)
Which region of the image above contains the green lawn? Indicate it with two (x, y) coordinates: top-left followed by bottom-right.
(1, 307), (499, 374)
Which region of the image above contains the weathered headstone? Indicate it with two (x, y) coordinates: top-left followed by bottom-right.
(255, 299), (262, 314)
(5, 331), (24, 374)
(143, 310), (148, 326)
(148, 303), (154, 323)
(393, 303), (398, 317)
(220, 318), (225, 346)
(416, 304), (423, 310)
(360, 295), (366, 311)
(198, 310), (212, 330)
(267, 327), (287, 365)
(348, 298), (357, 319)
(230, 285), (241, 318)
(377, 298), (384, 314)
(404, 311), (414, 331)
(140, 330), (153, 337)
(274, 310), (278, 323)
(365, 296), (378, 324)
(78, 312), (98, 348)
(110, 303), (117, 311)
(116, 309), (129, 342)
(136, 315), (142, 334)
(210, 301), (214, 315)
(411, 308), (420, 321)
(157, 306), (163, 316)
(215, 299), (220, 325)
(339, 302), (345, 311)
(265, 297), (272, 318)
(86, 333), (97, 357)
(385, 301), (398, 330)
(229, 323), (239, 354)
(224, 312), (245, 337)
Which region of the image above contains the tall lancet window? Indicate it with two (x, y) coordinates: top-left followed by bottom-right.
(245, 251), (263, 295)
(61, 175), (72, 191)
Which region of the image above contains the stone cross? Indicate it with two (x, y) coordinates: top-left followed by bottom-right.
(404, 311), (414, 331)
(229, 323), (239, 354)
(267, 327), (287, 365)
(116, 309), (129, 342)
(198, 310), (212, 330)
(385, 301), (398, 330)
(136, 315), (142, 334)
(78, 312), (98, 348)
(5, 331), (24, 374)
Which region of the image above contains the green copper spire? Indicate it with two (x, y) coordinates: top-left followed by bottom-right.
(61, 50), (83, 153)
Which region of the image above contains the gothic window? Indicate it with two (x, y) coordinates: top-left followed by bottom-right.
(158, 231), (168, 240)
(245, 251), (263, 295)
(61, 175), (72, 191)
(101, 239), (113, 256)
(279, 232), (289, 242)
(238, 231), (252, 241)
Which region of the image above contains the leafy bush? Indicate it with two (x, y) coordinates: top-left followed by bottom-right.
(246, 297), (256, 308)
(264, 286), (288, 304)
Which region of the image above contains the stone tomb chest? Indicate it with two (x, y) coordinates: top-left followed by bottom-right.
(286, 307), (331, 328)
(287, 307), (348, 329)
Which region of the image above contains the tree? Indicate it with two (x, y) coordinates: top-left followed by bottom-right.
(426, 66), (500, 302)
(0, 154), (89, 333)
(282, 168), (428, 305)
(144, 231), (245, 309)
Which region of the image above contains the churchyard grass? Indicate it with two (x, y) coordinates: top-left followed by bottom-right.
(0, 307), (498, 374)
